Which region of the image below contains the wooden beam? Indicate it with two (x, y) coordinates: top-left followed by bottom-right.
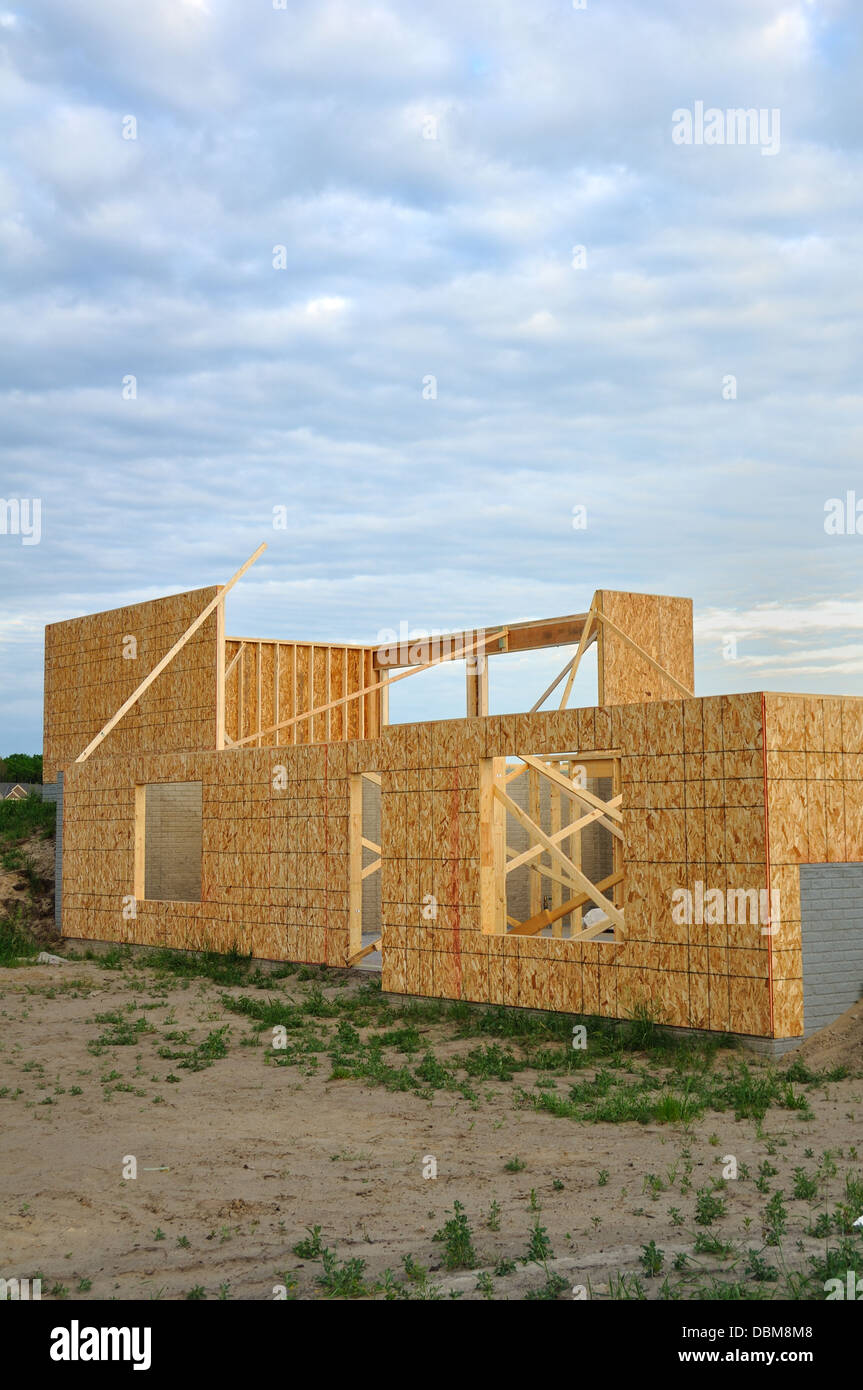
(528, 766), (541, 919)
(372, 612), (589, 668)
(518, 754), (623, 836)
(361, 771), (382, 786)
(493, 785), (625, 930)
(505, 801), (622, 874)
(361, 858), (381, 880)
(508, 871), (624, 936)
(466, 654), (488, 717)
(215, 591), (226, 750)
(559, 606), (596, 710)
(504, 763), (527, 784)
(75, 543), (267, 764)
(133, 784), (146, 902)
(480, 758), (506, 934)
(529, 648), (585, 714)
(348, 937), (382, 966)
(361, 836), (381, 855)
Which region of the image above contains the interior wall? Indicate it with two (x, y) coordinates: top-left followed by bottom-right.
(224, 640), (383, 748)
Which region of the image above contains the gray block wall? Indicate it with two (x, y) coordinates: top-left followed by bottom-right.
(799, 863), (863, 1038)
(144, 782), (203, 903)
(42, 774), (62, 930)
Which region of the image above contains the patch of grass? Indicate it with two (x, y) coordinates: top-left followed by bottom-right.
(432, 1201), (478, 1271)
(316, 1249), (371, 1299)
(0, 906), (39, 967)
(0, 793), (55, 846)
(292, 1226), (325, 1259)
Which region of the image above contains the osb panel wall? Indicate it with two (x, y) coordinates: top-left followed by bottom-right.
(60, 742), (386, 966)
(596, 591), (694, 705)
(64, 693), (849, 1040)
(763, 693), (863, 1040)
(378, 696), (775, 1038)
(44, 588), (221, 783)
(224, 640), (382, 748)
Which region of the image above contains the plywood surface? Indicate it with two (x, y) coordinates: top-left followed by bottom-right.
(44, 588), (221, 783)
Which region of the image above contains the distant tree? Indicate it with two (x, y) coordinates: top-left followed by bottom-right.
(1, 753), (43, 784)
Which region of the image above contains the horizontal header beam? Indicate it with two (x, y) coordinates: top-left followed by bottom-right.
(372, 612), (590, 669)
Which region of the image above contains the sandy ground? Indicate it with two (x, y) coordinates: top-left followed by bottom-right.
(0, 832), (55, 943)
(1, 953), (862, 1301)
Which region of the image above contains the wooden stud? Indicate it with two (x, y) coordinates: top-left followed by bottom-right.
(215, 592), (226, 750)
(528, 767), (541, 919)
(134, 784), (146, 902)
(233, 627), (505, 746)
(466, 654), (488, 717)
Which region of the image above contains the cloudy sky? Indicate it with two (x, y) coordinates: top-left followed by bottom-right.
(2, 0), (863, 750)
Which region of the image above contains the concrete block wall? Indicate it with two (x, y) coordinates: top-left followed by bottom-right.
(799, 864), (863, 1037)
(144, 782), (203, 903)
(42, 775), (62, 929)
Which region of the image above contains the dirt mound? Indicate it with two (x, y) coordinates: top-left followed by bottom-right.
(781, 997), (863, 1074)
(0, 832), (60, 949)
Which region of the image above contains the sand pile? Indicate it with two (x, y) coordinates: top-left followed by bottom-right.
(782, 997), (863, 1074)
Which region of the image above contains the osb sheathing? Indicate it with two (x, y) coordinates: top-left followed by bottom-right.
(61, 742), (374, 968)
(224, 640), (382, 748)
(378, 697), (777, 1037)
(596, 590), (694, 705)
(60, 692), (782, 1038)
(762, 693), (863, 1040)
(43, 588), (221, 783)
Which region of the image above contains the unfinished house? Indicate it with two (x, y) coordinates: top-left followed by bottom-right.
(44, 545), (863, 1053)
